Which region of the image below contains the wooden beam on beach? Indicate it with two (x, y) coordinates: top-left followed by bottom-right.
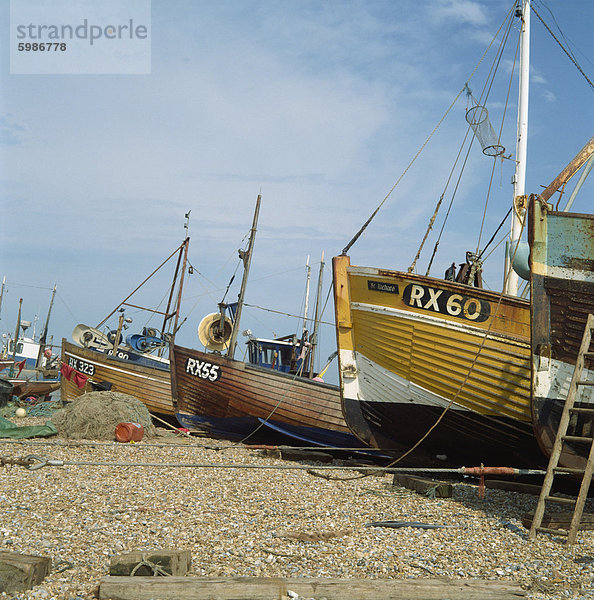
(522, 511), (594, 531)
(99, 575), (526, 599)
(0, 552), (51, 594)
(485, 480), (543, 495)
(109, 550), (191, 576)
(392, 473), (453, 498)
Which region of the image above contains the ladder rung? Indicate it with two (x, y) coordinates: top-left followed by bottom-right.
(554, 466), (586, 475)
(562, 435), (594, 444)
(570, 407), (594, 415)
(545, 495), (576, 505)
(577, 381), (594, 386)
(536, 526), (569, 536)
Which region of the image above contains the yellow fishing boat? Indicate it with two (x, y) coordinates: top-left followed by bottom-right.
(332, 0), (593, 469)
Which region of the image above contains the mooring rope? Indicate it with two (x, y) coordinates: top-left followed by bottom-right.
(0, 454), (546, 476)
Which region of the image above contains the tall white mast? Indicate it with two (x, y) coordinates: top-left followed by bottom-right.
(505, 0), (530, 296)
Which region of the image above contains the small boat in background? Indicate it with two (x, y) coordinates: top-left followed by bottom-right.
(1, 281), (59, 373)
(1, 282), (60, 400)
(61, 231), (191, 417)
(172, 195), (363, 449)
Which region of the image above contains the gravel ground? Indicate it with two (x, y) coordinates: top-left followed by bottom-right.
(1, 417), (594, 600)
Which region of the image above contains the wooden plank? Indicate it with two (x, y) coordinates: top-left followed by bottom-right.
(99, 576), (526, 600)
(0, 552), (51, 593)
(392, 474), (452, 498)
(523, 511), (594, 531)
(260, 448), (335, 463)
(109, 550), (191, 576)
(485, 480), (543, 495)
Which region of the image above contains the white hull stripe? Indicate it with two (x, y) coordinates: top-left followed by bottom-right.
(350, 351), (465, 410)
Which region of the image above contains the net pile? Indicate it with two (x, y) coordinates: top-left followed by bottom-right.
(51, 391), (154, 440)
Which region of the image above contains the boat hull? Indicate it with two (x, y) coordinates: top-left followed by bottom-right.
(61, 339), (174, 416)
(10, 379), (60, 400)
(171, 344), (352, 445)
(529, 199), (594, 470)
(332, 255), (546, 467)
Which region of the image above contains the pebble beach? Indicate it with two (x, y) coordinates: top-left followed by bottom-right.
(1, 417), (594, 600)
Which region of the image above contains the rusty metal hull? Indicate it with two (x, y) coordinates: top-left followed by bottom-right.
(171, 344), (353, 444)
(61, 339), (174, 416)
(529, 199), (594, 470)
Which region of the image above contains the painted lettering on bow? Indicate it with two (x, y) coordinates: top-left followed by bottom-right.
(368, 280), (399, 294)
(185, 357), (221, 382)
(402, 283), (490, 322)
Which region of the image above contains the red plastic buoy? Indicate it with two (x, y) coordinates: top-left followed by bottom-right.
(115, 422), (144, 443)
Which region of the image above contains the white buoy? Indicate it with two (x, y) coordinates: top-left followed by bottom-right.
(15, 408), (27, 418)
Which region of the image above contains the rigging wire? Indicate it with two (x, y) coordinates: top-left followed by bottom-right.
(340, 3), (516, 257)
(478, 207), (513, 261)
(533, 0), (584, 64)
(531, 2), (594, 92)
(409, 6), (516, 274)
(473, 20), (519, 258)
(242, 304), (334, 328)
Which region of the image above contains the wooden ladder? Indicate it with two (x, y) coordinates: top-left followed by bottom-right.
(529, 313), (594, 544)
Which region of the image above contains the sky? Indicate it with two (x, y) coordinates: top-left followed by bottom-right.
(1, 0), (593, 384)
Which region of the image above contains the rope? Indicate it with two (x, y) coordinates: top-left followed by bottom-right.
(477, 207), (513, 260)
(130, 555), (171, 577)
(424, 139), (475, 276)
(0, 438), (385, 453)
(1, 454), (546, 475)
(414, 7), (516, 275)
(473, 23), (518, 256)
(531, 2), (594, 92)
(341, 89), (464, 256)
(341, 3), (515, 256)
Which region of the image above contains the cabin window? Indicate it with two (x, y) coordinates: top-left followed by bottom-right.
(280, 347), (293, 366)
(8, 341), (24, 354)
(261, 347), (278, 365)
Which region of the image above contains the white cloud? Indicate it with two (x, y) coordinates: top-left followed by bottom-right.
(542, 90), (557, 103)
(432, 0), (489, 26)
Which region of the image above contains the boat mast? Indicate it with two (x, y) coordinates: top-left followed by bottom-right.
(308, 251), (324, 378)
(505, 0), (530, 296)
(35, 283), (56, 369)
(0, 276), (5, 326)
(169, 237), (190, 345)
(8, 299), (22, 377)
(302, 255), (311, 339)
(227, 194), (261, 359)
